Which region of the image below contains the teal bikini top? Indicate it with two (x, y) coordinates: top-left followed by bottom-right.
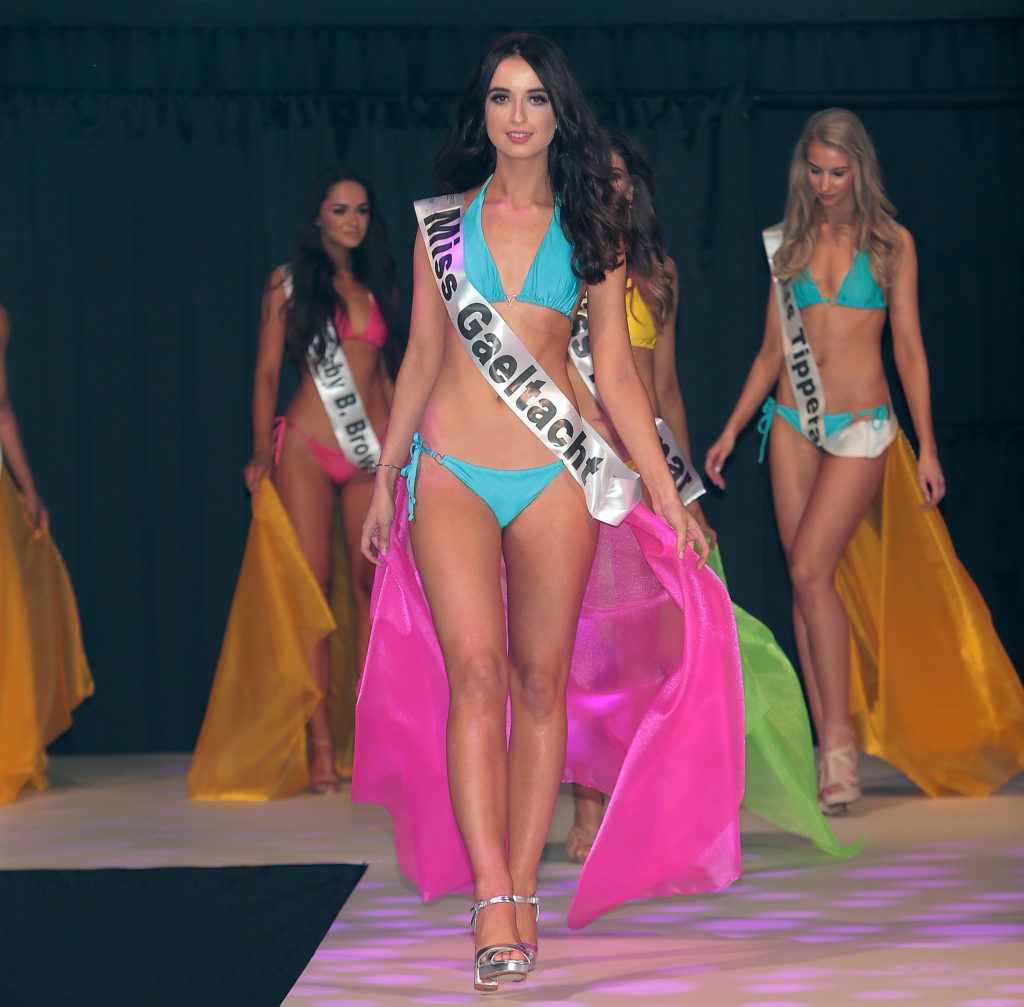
(463, 176), (580, 319)
(791, 249), (886, 310)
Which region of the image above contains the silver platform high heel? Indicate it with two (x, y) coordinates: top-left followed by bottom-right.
(512, 895), (540, 971)
(469, 895), (530, 993)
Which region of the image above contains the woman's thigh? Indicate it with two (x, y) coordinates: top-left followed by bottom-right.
(768, 416), (823, 558)
(502, 473), (598, 676)
(340, 474), (376, 600)
(406, 459), (507, 681)
(790, 450), (888, 581)
(272, 426), (335, 587)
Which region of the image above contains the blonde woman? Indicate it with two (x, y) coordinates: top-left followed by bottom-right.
(705, 108), (943, 812)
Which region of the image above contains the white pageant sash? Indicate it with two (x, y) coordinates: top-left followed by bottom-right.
(413, 192), (641, 526)
(762, 225), (894, 459)
(569, 292), (706, 505)
(281, 266), (382, 474)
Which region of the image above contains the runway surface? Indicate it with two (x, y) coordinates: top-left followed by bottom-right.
(2, 754), (1021, 1006)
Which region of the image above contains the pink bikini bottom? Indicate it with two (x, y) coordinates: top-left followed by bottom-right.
(272, 416), (362, 486)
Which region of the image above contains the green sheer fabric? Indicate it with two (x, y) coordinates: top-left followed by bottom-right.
(709, 547), (860, 858)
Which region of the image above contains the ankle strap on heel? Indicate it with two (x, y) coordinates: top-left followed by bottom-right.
(512, 895), (541, 922)
(470, 895), (517, 933)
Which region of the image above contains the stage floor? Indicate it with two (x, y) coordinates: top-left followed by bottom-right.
(2, 754), (1022, 1006)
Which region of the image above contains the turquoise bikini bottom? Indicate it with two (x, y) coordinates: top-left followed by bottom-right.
(402, 432), (563, 528)
(757, 396), (890, 463)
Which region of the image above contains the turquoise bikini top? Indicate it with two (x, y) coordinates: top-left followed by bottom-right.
(463, 176), (580, 319)
(791, 249), (886, 310)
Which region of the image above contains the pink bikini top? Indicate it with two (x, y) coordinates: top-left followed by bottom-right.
(334, 295), (388, 349)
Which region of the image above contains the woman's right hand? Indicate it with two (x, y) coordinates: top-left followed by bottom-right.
(244, 450), (274, 495)
(361, 478), (397, 566)
(704, 430), (736, 490)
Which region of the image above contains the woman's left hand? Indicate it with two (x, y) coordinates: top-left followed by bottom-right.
(685, 497), (717, 551)
(21, 489), (49, 537)
(917, 447), (946, 510)
(654, 493), (709, 569)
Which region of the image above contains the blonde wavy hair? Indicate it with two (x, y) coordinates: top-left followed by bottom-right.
(773, 108), (902, 290)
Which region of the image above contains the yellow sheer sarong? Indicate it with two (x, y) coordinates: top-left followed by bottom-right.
(187, 480), (358, 800)
(839, 430), (1024, 796)
(0, 468), (93, 804)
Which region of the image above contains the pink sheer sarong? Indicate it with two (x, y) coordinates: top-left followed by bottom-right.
(351, 480), (745, 929)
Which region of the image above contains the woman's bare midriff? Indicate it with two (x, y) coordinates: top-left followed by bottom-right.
(773, 303), (891, 416)
(284, 339), (390, 446)
(418, 300), (583, 468)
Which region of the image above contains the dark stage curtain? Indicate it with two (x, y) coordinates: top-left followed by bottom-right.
(0, 21), (1020, 753)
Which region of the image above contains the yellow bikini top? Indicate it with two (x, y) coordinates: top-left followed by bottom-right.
(625, 280), (658, 350)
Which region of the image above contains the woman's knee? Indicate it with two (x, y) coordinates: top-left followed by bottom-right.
(449, 651), (510, 709)
(788, 549), (834, 604)
(509, 658), (568, 719)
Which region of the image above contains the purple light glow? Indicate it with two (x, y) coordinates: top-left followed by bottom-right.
(592, 978), (699, 995)
(360, 973), (429, 985)
(917, 924), (1024, 939)
(936, 903), (1006, 912)
(410, 996), (479, 1005)
(625, 913), (705, 923)
(819, 925), (886, 934)
(831, 899), (899, 908)
(310, 1000), (378, 1007)
(355, 908), (422, 917)
(758, 910), (827, 919)
(701, 918), (800, 932)
(851, 992), (920, 1001)
(905, 913), (975, 922)
(908, 978), (975, 987)
(744, 983), (828, 993)
(843, 866), (955, 879)
(759, 968), (836, 980)
(321, 963), (383, 974)
(315, 948), (403, 961)
(522, 1002), (598, 1007)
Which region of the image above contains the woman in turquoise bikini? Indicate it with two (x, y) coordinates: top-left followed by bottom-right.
(705, 107), (945, 813)
(357, 32), (721, 993)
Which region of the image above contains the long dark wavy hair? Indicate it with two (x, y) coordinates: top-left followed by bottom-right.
(282, 166), (403, 375)
(433, 32), (626, 284)
(605, 129), (674, 329)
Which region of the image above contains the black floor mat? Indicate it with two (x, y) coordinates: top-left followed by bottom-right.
(0, 862), (366, 1007)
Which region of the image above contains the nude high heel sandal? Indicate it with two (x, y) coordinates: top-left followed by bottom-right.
(817, 742), (861, 814)
(308, 738), (340, 795)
